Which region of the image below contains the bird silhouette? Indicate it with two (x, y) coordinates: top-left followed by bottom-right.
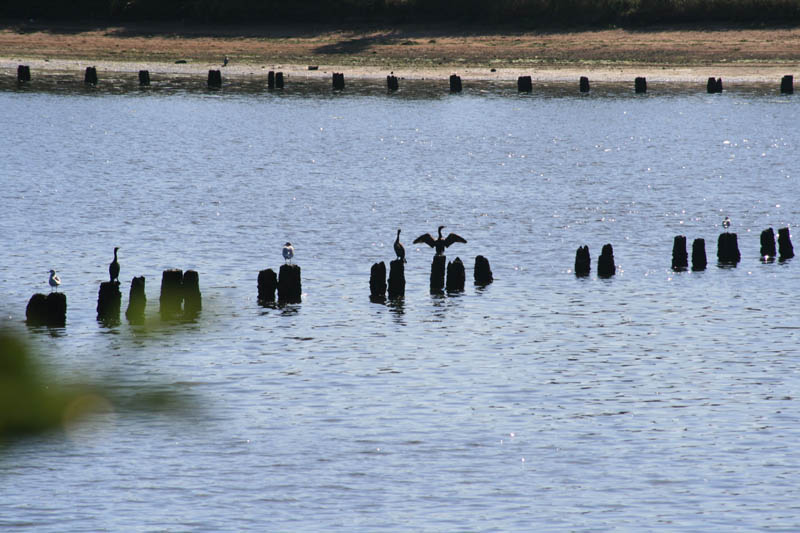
(223, 56), (229, 67)
(394, 229), (406, 263)
(722, 216), (731, 231)
(413, 226), (467, 256)
(109, 247), (120, 282)
(282, 242), (294, 264)
(48, 270), (61, 292)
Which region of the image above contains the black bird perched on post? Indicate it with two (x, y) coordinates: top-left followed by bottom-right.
(109, 247), (120, 282)
(394, 229), (406, 263)
(413, 226), (467, 256)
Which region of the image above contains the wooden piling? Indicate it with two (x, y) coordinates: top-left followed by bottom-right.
(126, 276), (146, 323)
(370, 262), (387, 301)
(707, 77), (723, 93)
(474, 255), (493, 285)
(84, 66), (98, 85)
(760, 228), (777, 259)
(17, 65), (31, 83)
(717, 233), (741, 265)
(672, 236), (688, 271)
(778, 227), (795, 259)
(597, 243), (615, 278)
(332, 72), (345, 90)
(446, 257), (466, 292)
(579, 76), (590, 93)
(275, 72), (284, 89)
(257, 269), (278, 302)
(26, 292), (67, 327)
(268, 71), (275, 90)
(159, 269), (184, 318)
(207, 70), (222, 88)
(138, 70), (150, 86)
(517, 76), (532, 93)
(781, 75), (794, 94)
(692, 238), (707, 271)
(97, 281), (121, 322)
(574, 246), (591, 277)
(388, 259), (405, 298)
(635, 77), (647, 94)
(449, 74), (462, 93)
(387, 74), (399, 92)
(278, 264), (302, 303)
(183, 270), (202, 315)
(430, 255), (446, 292)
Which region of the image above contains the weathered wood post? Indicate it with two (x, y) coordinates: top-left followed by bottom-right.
(17, 65), (31, 83)
(275, 72), (284, 89)
(692, 238), (707, 271)
(598, 243), (615, 278)
(268, 71), (275, 90)
(672, 235), (688, 271)
(430, 255), (446, 292)
(446, 257), (465, 292)
(138, 70), (150, 86)
(278, 264), (302, 304)
(97, 281), (121, 322)
(207, 70), (222, 88)
(778, 227), (794, 259)
(760, 228), (777, 259)
(781, 75), (794, 94)
(370, 262), (387, 301)
(84, 66), (98, 85)
(160, 269), (184, 318)
(579, 76), (590, 93)
(183, 270), (202, 316)
(387, 74), (399, 92)
(517, 76), (532, 93)
(449, 74), (462, 93)
(635, 77), (647, 94)
(574, 245), (591, 277)
(26, 292), (67, 327)
(474, 255), (493, 285)
(388, 259), (405, 298)
(257, 269), (278, 303)
(717, 233), (741, 265)
(126, 276), (146, 323)
(332, 72), (345, 90)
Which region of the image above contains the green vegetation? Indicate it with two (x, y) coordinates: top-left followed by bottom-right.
(3, 0), (800, 26)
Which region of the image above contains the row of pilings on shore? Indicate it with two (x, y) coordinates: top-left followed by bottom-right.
(13, 65), (796, 95)
(575, 227), (794, 277)
(370, 255), (493, 301)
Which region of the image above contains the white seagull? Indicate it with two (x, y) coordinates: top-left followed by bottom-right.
(48, 270), (61, 292)
(723, 216), (731, 231)
(282, 242), (294, 264)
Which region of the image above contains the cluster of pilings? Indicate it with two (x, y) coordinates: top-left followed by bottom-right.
(159, 269), (202, 319)
(25, 292), (67, 327)
(574, 244), (616, 278)
(370, 255), (492, 300)
(257, 264), (302, 305)
(13, 65), (797, 95)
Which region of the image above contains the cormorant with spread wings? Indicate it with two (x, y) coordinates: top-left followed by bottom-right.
(413, 226), (467, 256)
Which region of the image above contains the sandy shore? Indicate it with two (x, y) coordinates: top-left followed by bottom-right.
(2, 22), (799, 82)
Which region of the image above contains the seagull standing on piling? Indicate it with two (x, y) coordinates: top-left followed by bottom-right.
(109, 247), (120, 282)
(282, 242), (294, 264)
(723, 216), (731, 231)
(413, 226), (467, 256)
(48, 270), (61, 292)
(394, 229), (406, 263)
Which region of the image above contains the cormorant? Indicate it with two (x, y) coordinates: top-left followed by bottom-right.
(394, 229), (406, 263)
(282, 242), (294, 264)
(109, 247), (120, 282)
(413, 226), (467, 256)
(49, 270), (61, 292)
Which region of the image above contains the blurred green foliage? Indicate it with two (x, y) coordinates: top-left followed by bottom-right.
(2, 0), (800, 25)
(0, 329), (191, 442)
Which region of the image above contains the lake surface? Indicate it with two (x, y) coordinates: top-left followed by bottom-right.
(1, 76), (799, 531)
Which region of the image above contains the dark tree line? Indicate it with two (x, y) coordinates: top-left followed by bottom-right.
(4, 0), (800, 25)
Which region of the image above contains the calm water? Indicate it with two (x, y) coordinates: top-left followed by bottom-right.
(1, 76), (799, 531)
